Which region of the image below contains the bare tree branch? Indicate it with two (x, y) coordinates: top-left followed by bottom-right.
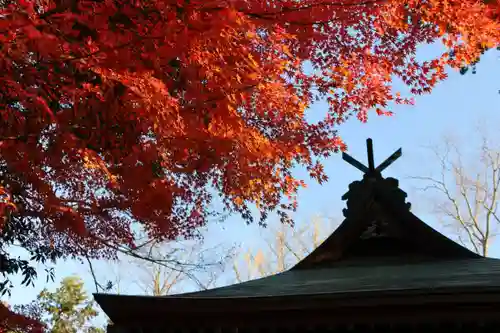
(97, 232), (236, 295)
(232, 215), (337, 281)
(408, 134), (500, 256)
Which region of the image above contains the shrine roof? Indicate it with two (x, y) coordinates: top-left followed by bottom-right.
(94, 257), (500, 322)
(94, 139), (500, 323)
(173, 256), (500, 298)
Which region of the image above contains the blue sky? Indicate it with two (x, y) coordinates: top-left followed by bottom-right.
(1, 44), (499, 326)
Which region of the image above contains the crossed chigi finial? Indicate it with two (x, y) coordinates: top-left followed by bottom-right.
(342, 138), (402, 177)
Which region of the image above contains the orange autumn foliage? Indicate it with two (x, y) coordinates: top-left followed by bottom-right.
(0, 0), (499, 305)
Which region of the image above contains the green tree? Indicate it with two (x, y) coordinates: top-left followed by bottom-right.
(12, 277), (105, 333)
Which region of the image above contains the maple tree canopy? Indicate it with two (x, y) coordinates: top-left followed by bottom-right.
(0, 0), (499, 326)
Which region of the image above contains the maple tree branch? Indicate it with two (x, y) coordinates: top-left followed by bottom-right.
(82, 253), (105, 293)
(51, 35), (164, 64)
(205, 0), (385, 19)
(0, 134), (40, 141)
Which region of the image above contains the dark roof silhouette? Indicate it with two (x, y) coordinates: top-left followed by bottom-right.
(94, 139), (500, 326)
